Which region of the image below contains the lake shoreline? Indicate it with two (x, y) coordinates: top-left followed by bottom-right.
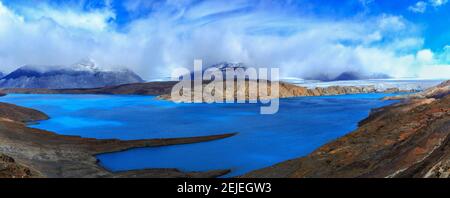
(3, 91), (400, 177)
(0, 80), (447, 178)
(241, 80), (450, 178)
(0, 80), (419, 101)
(0, 102), (236, 178)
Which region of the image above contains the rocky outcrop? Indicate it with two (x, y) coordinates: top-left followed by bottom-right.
(0, 59), (144, 89)
(241, 80), (450, 178)
(0, 153), (38, 178)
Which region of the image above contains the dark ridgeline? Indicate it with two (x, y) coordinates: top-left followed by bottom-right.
(304, 71), (391, 82)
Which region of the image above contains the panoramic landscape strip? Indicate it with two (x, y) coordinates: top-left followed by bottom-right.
(0, 79), (448, 178)
(0, 0), (450, 195)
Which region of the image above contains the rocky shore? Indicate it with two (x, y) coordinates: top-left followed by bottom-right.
(153, 81), (417, 102)
(156, 81), (397, 102)
(1, 80), (414, 102)
(241, 80), (450, 178)
(0, 102), (236, 178)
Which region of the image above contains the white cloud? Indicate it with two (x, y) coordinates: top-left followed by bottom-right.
(409, 0), (448, 13)
(418, 65), (450, 79)
(19, 4), (115, 32)
(378, 15), (407, 31)
(359, 0), (374, 7)
(439, 45), (450, 63)
(409, 1), (427, 13)
(417, 49), (434, 63)
(429, 0), (448, 7)
(416, 47), (450, 79)
(0, 0), (444, 80)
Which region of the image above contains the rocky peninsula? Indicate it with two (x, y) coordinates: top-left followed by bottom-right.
(242, 80), (450, 178)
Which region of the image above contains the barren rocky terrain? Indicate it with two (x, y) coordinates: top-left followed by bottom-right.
(157, 81), (395, 102)
(242, 80), (450, 178)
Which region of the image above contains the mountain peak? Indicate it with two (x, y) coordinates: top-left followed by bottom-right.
(72, 58), (100, 72)
(0, 60), (144, 89)
(194, 62), (258, 80)
(208, 62), (247, 71)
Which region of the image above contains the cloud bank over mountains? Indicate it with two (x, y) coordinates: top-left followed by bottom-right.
(0, 0), (449, 80)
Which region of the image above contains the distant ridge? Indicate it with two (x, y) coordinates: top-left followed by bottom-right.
(0, 59), (144, 89)
(191, 62), (390, 82)
(306, 71), (391, 82)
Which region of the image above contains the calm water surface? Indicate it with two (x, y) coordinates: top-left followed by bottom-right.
(0, 93), (399, 177)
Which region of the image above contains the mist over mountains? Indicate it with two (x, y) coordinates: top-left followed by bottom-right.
(0, 59), (394, 90)
(0, 59), (143, 89)
(187, 62), (391, 81)
(1, 1), (449, 80)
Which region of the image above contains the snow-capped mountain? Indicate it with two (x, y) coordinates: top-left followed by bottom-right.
(207, 62), (247, 72)
(71, 58), (101, 72)
(204, 62), (252, 79)
(188, 62), (261, 80)
(0, 59), (144, 89)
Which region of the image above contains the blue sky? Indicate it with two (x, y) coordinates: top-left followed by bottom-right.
(0, 0), (449, 79)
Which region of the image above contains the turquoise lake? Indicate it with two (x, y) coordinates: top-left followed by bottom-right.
(0, 93), (399, 177)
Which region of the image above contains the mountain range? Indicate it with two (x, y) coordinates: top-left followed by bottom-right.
(0, 60), (393, 89)
(188, 62), (252, 80)
(193, 62), (390, 81)
(305, 72), (390, 82)
(0, 59), (144, 89)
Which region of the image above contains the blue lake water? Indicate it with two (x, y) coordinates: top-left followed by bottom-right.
(0, 93), (399, 177)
